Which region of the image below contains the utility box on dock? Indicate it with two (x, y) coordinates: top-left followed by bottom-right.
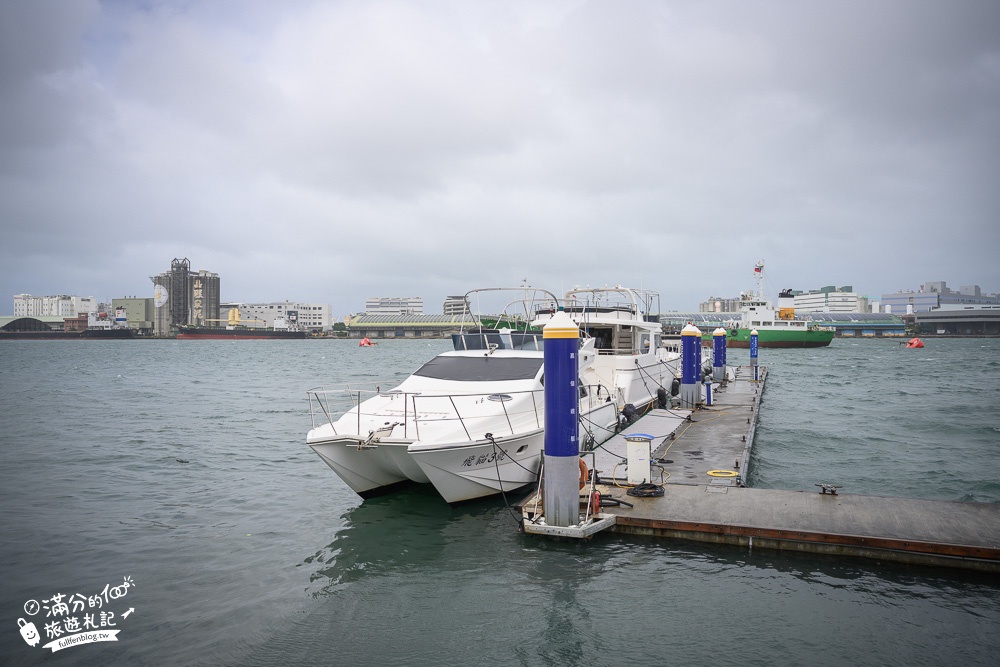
(625, 434), (653, 484)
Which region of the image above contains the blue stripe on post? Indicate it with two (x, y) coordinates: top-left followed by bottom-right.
(543, 312), (579, 458)
(713, 328), (726, 368)
(681, 327), (700, 385)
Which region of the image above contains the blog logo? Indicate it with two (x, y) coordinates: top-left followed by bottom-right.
(15, 576), (135, 654)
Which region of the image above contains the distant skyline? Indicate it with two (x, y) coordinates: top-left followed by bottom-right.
(8, 263), (997, 317)
(2, 1), (998, 316)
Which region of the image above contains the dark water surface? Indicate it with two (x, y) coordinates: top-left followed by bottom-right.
(1, 337), (998, 666)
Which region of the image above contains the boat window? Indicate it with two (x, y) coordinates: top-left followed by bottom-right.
(581, 326), (614, 350)
(413, 356), (544, 381)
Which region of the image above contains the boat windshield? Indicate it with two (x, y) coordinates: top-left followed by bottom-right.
(413, 355), (543, 382)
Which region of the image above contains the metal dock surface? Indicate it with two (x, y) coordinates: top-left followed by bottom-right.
(523, 366), (1000, 572)
(587, 365), (762, 487)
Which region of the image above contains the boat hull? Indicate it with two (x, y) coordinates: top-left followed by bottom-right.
(410, 431), (546, 504)
(0, 328), (137, 340)
(308, 432), (431, 497)
(177, 327), (307, 340)
(705, 328), (833, 349)
(410, 402), (618, 504)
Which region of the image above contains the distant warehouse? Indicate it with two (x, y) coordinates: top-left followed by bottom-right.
(914, 305), (1000, 336)
(346, 313), (478, 339)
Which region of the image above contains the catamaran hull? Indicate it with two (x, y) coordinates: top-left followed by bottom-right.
(410, 432), (545, 504)
(308, 436), (430, 498)
(410, 403), (619, 504)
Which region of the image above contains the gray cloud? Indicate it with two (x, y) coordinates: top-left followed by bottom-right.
(2, 0), (998, 314)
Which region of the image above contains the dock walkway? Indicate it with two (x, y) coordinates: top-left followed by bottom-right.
(523, 366), (1000, 572)
(587, 365), (762, 487)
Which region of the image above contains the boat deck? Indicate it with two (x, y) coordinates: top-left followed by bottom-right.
(521, 366), (1000, 572)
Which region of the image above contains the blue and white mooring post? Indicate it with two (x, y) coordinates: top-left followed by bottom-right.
(695, 326), (704, 402)
(679, 323), (701, 409)
(542, 309), (581, 527)
(750, 328), (759, 381)
(713, 327), (727, 382)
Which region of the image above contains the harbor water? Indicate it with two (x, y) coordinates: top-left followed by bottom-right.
(1, 337), (998, 666)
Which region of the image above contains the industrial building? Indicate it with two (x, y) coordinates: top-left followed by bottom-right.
(914, 305), (1000, 336)
(881, 281), (999, 314)
(222, 301), (332, 332)
(111, 297), (156, 335)
(150, 258), (221, 336)
(443, 295), (472, 316)
(699, 296), (741, 313)
(345, 313), (477, 339)
(700, 288), (871, 315)
(13, 293), (98, 318)
(792, 286), (868, 314)
(364, 296), (423, 315)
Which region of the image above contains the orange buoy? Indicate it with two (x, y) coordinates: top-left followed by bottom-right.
(589, 489), (601, 515)
(904, 337), (924, 349)
(578, 457), (589, 490)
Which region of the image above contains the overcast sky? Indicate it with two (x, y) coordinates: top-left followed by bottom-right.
(2, 0), (998, 316)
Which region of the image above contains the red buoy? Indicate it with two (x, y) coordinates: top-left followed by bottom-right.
(904, 337), (924, 349)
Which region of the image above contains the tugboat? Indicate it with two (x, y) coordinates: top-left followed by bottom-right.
(708, 261), (834, 349)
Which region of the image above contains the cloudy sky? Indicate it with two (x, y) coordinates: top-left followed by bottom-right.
(2, 0), (998, 316)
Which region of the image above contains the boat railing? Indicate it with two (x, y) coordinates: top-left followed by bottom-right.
(307, 386), (546, 441)
(457, 289), (560, 332)
(308, 382), (618, 442)
(560, 286), (662, 324)
(306, 385), (382, 428)
(579, 383), (614, 413)
(410, 389), (543, 442)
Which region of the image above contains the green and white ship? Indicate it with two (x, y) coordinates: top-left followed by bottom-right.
(707, 261), (835, 349)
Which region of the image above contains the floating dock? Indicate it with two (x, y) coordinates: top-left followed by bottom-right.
(521, 366), (1000, 572)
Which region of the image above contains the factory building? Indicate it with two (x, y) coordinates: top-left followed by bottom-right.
(914, 305), (1000, 336)
(792, 286), (866, 313)
(345, 313), (477, 339)
(443, 295), (472, 316)
(13, 293), (97, 317)
(111, 297), (156, 334)
(150, 258), (220, 336)
(222, 301), (332, 332)
(699, 296), (741, 313)
(881, 281), (999, 314)
(364, 296), (423, 315)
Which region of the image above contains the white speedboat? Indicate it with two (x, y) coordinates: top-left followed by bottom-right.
(307, 288), (619, 503)
(307, 286), (682, 504)
(410, 286), (683, 503)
